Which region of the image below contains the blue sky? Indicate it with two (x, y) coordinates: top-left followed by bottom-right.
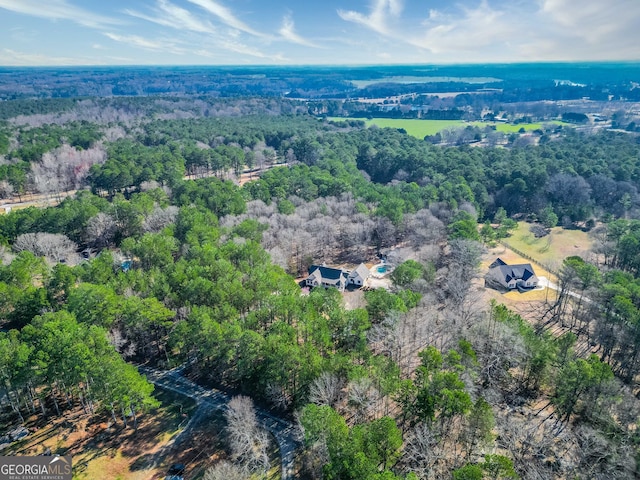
(0, 0), (639, 66)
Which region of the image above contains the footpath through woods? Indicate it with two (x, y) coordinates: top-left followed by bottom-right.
(140, 365), (300, 480)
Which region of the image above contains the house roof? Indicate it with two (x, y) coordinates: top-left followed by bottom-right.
(488, 257), (507, 269)
(349, 263), (370, 280)
(308, 265), (347, 282)
(488, 259), (537, 285)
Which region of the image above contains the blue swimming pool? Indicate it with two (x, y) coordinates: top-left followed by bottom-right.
(377, 266), (387, 273)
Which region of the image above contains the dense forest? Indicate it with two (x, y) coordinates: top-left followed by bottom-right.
(1, 110), (640, 225)
(2, 64), (640, 101)
(1, 89), (640, 479)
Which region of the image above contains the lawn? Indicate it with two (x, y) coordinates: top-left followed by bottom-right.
(327, 118), (565, 139)
(500, 222), (594, 273)
(480, 243), (559, 316)
(480, 222), (594, 310)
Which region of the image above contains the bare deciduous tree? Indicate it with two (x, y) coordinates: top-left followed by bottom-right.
(308, 371), (342, 408)
(203, 461), (246, 480)
(0, 180), (14, 199)
(495, 413), (559, 480)
(572, 425), (637, 479)
(140, 180), (172, 197)
(443, 239), (484, 312)
(14, 233), (77, 263)
(403, 209), (446, 249)
(225, 395), (270, 475)
(142, 205), (179, 233)
(85, 212), (117, 249)
(346, 377), (381, 423)
(401, 423), (448, 480)
(265, 382), (292, 410)
(30, 144), (106, 195)
(470, 317), (527, 395)
(0, 245), (15, 265)
(223, 194), (376, 272)
(108, 329), (136, 358)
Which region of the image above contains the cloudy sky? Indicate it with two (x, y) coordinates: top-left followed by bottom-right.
(0, 0), (639, 66)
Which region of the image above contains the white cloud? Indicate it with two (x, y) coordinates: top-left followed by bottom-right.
(0, 0), (119, 28)
(186, 0), (264, 37)
(216, 38), (287, 61)
(125, 0), (216, 35)
(104, 32), (187, 55)
(540, 0), (640, 43)
(335, 0), (640, 62)
(338, 0), (404, 35)
(409, 1), (513, 55)
(123, 0), (279, 61)
(0, 48), (93, 65)
(9, 27), (38, 43)
(513, 0), (640, 60)
(279, 14), (318, 47)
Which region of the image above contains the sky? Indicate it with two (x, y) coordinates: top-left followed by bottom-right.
(0, 0), (639, 66)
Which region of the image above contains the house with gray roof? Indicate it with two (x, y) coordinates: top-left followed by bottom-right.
(305, 265), (348, 291)
(305, 263), (371, 291)
(485, 258), (539, 291)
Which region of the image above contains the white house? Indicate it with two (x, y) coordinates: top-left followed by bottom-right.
(486, 258), (539, 291)
(305, 265), (348, 291)
(347, 263), (370, 287)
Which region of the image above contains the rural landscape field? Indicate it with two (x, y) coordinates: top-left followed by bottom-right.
(1, 1), (640, 479)
(361, 119), (562, 138)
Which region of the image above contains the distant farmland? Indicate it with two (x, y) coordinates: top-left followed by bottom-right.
(328, 118), (563, 139)
(365, 119), (465, 137)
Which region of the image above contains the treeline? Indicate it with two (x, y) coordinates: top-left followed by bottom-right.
(549, 221), (640, 384)
(2, 64), (639, 101)
(3, 111), (640, 228)
(0, 182), (245, 248)
(0, 307), (156, 428)
(245, 126), (640, 225)
(0, 98), (79, 121)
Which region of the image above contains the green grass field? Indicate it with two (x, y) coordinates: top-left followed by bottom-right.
(328, 117), (563, 139)
(365, 118), (466, 137)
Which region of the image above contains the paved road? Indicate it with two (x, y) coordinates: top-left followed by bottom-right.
(140, 366), (300, 480)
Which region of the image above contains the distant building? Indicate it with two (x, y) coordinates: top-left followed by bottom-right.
(485, 258), (539, 291)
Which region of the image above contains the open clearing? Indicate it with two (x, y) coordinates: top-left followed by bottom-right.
(365, 119), (465, 137)
(478, 243), (559, 322)
(333, 118), (565, 139)
(500, 222), (594, 273)
(350, 76), (502, 88)
(479, 223), (594, 318)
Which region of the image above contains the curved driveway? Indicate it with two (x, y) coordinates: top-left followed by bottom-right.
(141, 366), (300, 480)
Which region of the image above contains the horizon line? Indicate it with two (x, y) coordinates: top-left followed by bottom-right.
(1, 60), (640, 69)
